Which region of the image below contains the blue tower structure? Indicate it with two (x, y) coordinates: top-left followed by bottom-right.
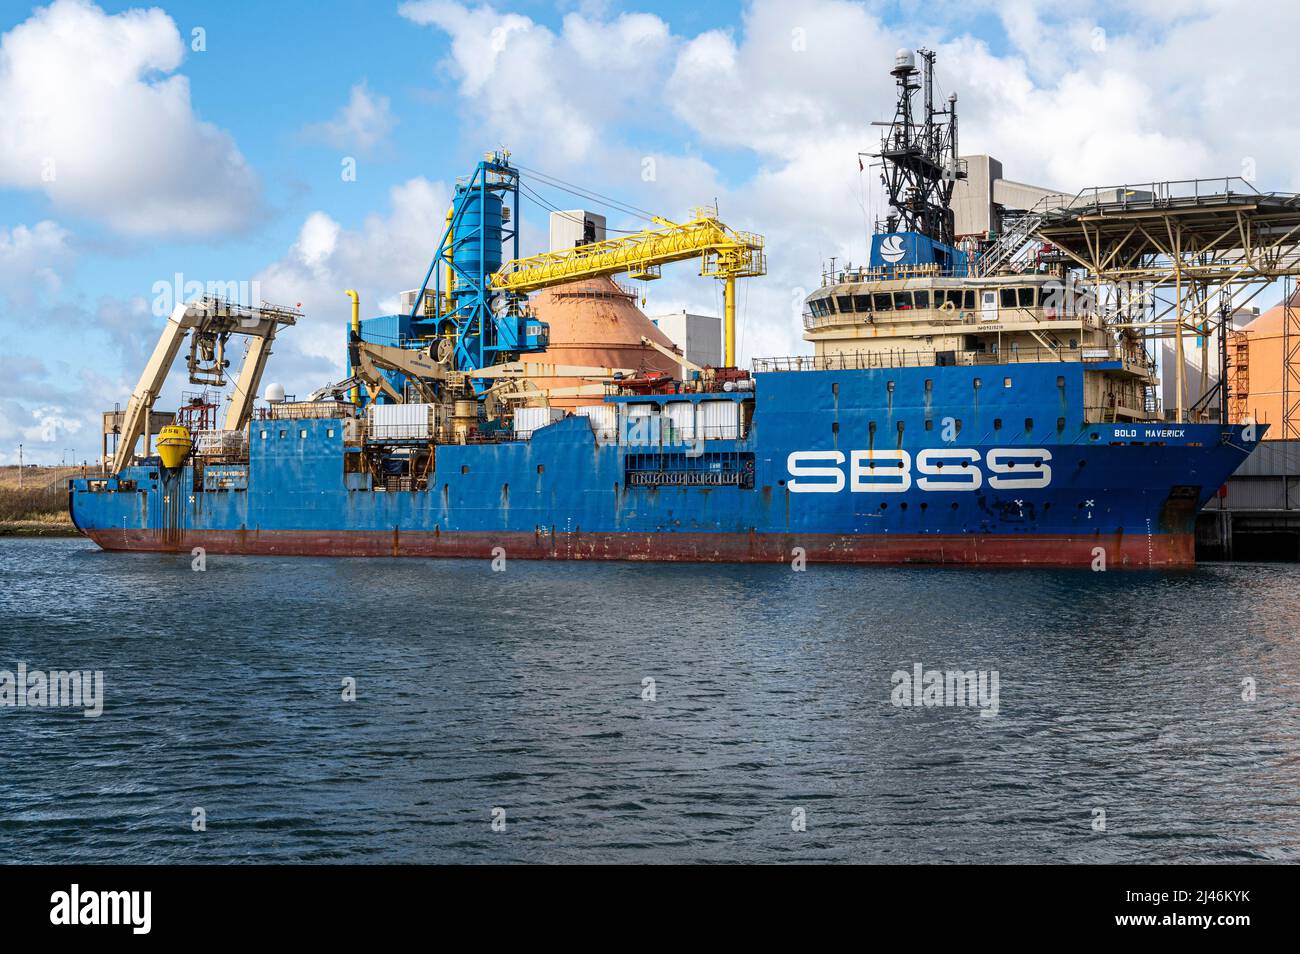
(409, 152), (548, 383)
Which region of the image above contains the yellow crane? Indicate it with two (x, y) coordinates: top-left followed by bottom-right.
(491, 208), (765, 367)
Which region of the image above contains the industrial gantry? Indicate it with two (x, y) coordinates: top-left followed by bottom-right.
(1031, 178), (1300, 435)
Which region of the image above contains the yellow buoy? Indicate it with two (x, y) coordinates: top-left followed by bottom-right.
(156, 425), (191, 469)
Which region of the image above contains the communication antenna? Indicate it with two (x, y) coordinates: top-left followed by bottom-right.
(872, 48), (965, 245)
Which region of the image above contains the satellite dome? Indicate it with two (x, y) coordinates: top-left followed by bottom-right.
(265, 382), (286, 403)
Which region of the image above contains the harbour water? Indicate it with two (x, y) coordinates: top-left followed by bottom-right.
(0, 537), (1295, 863)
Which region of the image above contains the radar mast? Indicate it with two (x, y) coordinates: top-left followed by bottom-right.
(875, 48), (965, 246)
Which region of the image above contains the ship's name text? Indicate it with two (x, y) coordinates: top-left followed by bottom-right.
(786, 448), (1052, 493)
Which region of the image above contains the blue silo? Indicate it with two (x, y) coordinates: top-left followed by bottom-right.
(451, 184), (503, 299)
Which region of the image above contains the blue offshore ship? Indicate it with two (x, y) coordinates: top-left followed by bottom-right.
(69, 49), (1261, 567)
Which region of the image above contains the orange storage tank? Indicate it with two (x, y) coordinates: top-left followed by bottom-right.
(526, 276), (683, 408)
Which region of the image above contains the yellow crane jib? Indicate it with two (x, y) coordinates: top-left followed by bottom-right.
(490, 211), (765, 367)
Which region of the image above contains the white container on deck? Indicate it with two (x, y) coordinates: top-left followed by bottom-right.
(698, 399), (741, 440)
(366, 402), (438, 440)
(513, 405), (565, 438)
(575, 403), (617, 442)
(663, 401), (696, 441)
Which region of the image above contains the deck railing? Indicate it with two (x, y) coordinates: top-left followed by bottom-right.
(753, 345), (1155, 375)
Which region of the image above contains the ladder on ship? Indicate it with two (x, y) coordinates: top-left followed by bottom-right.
(974, 212), (1044, 276)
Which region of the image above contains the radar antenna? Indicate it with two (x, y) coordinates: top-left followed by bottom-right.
(874, 48), (965, 245)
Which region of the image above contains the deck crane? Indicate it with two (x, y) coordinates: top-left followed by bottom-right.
(110, 298), (299, 473)
(490, 208), (766, 368)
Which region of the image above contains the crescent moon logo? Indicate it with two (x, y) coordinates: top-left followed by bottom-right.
(880, 235), (906, 263)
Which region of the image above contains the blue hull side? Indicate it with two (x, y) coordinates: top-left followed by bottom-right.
(70, 364), (1261, 566)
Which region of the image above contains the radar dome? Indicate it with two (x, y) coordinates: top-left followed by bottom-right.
(265, 382), (286, 403)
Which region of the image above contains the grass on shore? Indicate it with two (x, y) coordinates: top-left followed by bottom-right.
(0, 468), (79, 534)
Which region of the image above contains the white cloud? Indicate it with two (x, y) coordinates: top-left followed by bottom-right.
(399, 0), (672, 164)
(302, 81), (397, 153)
(253, 177), (452, 390)
(0, 0), (261, 237)
(0, 220), (72, 308)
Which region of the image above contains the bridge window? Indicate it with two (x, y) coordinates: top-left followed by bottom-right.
(964, 290), (976, 309)
(1000, 288), (1017, 308)
(1017, 287), (1036, 307)
(913, 290), (930, 308)
(853, 295), (871, 311)
(873, 293), (893, 311)
(893, 291), (914, 310)
(836, 295), (854, 312)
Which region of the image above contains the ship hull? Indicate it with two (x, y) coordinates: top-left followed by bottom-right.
(70, 366), (1260, 569)
(81, 526), (1195, 566)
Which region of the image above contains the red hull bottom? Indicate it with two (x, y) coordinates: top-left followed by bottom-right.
(82, 528), (1196, 568)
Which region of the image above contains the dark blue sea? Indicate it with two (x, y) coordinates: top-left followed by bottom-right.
(0, 537), (1295, 863)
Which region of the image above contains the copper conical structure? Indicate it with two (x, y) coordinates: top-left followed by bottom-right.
(526, 277), (681, 408)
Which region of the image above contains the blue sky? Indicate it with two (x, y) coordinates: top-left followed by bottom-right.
(2, 0), (1297, 463)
